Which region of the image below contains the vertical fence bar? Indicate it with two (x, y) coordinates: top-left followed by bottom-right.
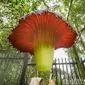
(72, 59), (80, 85)
(55, 59), (58, 85)
(68, 58), (73, 85)
(62, 58), (66, 85)
(58, 58), (62, 85)
(65, 58), (69, 85)
(19, 53), (28, 85)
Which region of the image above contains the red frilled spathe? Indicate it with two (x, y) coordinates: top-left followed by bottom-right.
(8, 10), (77, 54)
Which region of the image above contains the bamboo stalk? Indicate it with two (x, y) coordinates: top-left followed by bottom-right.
(72, 45), (85, 79)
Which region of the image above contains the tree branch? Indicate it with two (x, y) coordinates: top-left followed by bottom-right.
(67, 0), (73, 21)
(42, 0), (49, 9)
(0, 26), (13, 29)
(75, 26), (85, 44)
(80, 25), (85, 33)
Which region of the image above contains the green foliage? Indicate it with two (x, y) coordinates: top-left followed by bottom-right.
(0, 51), (24, 85)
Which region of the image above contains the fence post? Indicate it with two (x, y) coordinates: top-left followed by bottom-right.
(19, 53), (28, 85)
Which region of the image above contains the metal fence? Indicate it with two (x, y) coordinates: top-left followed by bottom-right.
(0, 50), (85, 85)
(26, 57), (85, 85)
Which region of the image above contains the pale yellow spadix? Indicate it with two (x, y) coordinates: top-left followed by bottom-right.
(34, 43), (54, 71)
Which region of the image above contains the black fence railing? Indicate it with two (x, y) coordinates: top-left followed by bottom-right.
(0, 51), (85, 85)
(26, 58), (85, 85)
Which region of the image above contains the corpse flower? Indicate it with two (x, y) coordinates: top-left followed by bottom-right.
(8, 10), (77, 71)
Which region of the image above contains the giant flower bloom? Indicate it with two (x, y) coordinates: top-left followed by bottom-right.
(8, 10), (77, 71)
